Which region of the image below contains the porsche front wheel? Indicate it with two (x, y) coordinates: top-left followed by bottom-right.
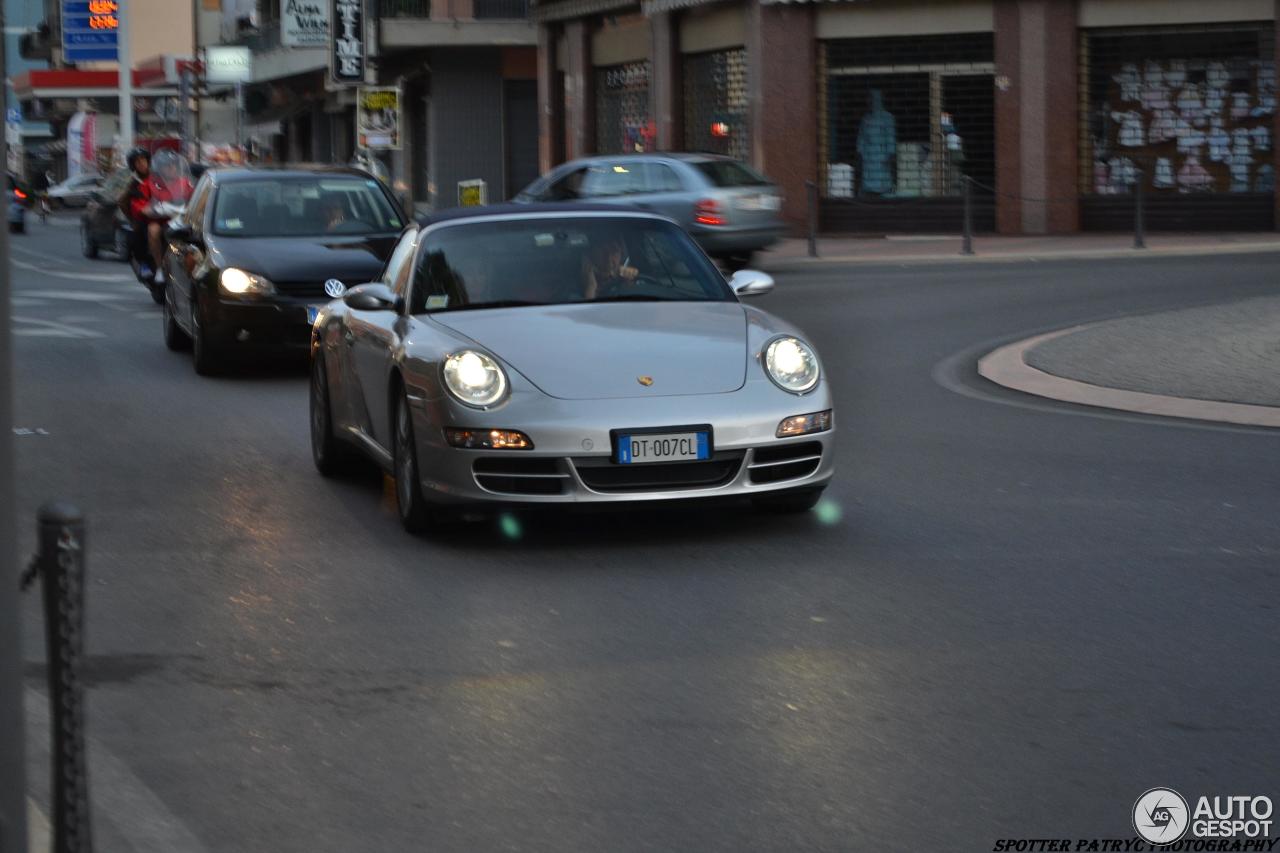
(394, 388), (437, 533)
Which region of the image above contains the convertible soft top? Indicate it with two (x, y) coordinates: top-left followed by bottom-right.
(415, 202), (655, 228)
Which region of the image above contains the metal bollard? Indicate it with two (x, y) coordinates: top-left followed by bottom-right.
(35, 502), (93, 853)
(961, 176), (974, 256)
(1133, 169), (1146, 249)
(805, 180), (818, 258)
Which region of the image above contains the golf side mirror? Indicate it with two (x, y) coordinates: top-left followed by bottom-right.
(343, 283), (403, 312)
(730, 269), (775, 297)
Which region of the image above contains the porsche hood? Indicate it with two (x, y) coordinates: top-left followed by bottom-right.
(430, 301), (748, 400)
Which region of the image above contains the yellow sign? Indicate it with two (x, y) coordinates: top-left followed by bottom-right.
(457, 179), (487, 207)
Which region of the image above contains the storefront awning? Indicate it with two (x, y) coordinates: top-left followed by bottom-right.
(532, 0), (638, 22)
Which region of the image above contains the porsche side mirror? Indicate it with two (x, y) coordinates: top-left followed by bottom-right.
(343, 283), (403, 312)
(730, 269), (775, 297)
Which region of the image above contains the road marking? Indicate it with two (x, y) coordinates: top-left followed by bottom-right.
(12, 316), (104, 338)
(12, 427), (50, 436)
(12, 244), (75, 266)
(12, 258), (135, 282)
(15, 289), (132, 301)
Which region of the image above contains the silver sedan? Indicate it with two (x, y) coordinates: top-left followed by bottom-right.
(309, 206), (834, 532)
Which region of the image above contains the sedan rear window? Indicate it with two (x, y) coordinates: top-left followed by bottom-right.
(693, 160), (770, 188)
(212, 176), (402, 237)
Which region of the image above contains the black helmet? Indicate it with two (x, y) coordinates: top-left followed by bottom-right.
(126, 147), (150, 171)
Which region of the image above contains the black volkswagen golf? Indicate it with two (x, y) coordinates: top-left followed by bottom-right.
(161, 166), (406, 375)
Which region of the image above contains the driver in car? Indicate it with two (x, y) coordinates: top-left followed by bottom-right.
(581, 235), (640, 300)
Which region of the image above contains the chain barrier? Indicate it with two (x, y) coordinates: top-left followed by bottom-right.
(19, 502), (94, 853)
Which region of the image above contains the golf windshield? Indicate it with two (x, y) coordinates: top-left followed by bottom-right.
(212, 176), (403, 237)
(411, 217), (735, 313)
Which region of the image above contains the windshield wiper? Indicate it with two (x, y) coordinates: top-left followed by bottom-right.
(587, 294), (669, 303)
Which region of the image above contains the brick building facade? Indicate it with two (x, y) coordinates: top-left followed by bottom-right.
(532, 0), (1280, 234)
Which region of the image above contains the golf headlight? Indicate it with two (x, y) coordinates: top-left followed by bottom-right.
(219, 268), (275, 296)
(443, 350), (508, 407)
(764, 336), (820, 393)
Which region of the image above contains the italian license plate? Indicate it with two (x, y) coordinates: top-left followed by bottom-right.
(306, 305), (322, 324)
(615, 430), (711, 464)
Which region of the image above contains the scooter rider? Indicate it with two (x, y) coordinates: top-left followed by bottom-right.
(143, 152), (193, 285)
(119, 147), (159, 281)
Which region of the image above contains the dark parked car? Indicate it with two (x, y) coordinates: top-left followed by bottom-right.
(160, 166), (407, 375)
(80, 167), (135, 259)
(514, 153), (786, 269)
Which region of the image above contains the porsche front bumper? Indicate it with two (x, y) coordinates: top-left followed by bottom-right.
(407, 382), (835, 506)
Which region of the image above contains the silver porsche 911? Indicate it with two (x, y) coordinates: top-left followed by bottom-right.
(309, 204), (834, 532)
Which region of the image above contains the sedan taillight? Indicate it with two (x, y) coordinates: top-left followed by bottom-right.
(694, 198), (725, 227)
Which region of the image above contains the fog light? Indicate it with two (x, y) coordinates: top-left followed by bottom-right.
(776, 410), (832, 438)
(445, 428), (533, 450)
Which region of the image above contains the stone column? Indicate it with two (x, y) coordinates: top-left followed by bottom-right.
(563, 19), (594, 159)
(537, 22), (565, 173)
(650, 11), (682, 150)
(748, 0), (816, 232)
(995, 0), (1078, 234)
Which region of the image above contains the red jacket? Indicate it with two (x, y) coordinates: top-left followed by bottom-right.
(129, 175), (192, 222)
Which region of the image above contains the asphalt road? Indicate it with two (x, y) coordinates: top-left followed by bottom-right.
(13, 215), (1280, 852)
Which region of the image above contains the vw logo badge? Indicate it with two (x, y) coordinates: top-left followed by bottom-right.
(324, 279), (346, 298)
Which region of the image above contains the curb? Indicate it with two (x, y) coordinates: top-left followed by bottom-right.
(759, 241), (1280, 271)
(978, 326), (1280, 429)
(28, 798), (51, 853)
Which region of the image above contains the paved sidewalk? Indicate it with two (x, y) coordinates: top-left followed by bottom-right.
(979, 294), (1280, 429)
(758, 232), (1280, 269)
(1025, 295), (1280, 409)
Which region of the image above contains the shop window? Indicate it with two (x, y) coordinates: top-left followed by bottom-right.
(684, 48), (748, 162)
(596, 61), (653, 155)
(821, 34), (995, 200)
(1081, 25), (1276, 197)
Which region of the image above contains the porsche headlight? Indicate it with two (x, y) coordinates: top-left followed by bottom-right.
(443, 350), (508, 407)
(219, 267), (275, 296)
(764, 336), (820, 394)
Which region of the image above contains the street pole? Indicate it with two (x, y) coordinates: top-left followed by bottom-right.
(1133, 168), (1146, 250)
(118, 0), (134, 152)
(0, 7), (32, 853)
(961, 175), (975, 256)
(805, 180), (818, 258)
(235, 81), (244, 156)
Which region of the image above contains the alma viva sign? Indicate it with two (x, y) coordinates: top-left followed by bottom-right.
(329, 0), (364, 85)
(283, 0), (329, 48)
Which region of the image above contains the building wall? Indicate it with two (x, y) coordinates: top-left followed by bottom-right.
(428, 49), (507, 209)
(816, 0), (993, 39)
(681, 5), (746, 53)
(1078, 0), (1274, 27)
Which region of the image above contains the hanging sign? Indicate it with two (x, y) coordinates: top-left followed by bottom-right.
(357, 87), (401, 149)
(329, 0), (364, 85)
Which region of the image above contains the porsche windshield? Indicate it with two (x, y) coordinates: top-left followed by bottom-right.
(411, 217), (735, 312)
(211, 176), (403, 237)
